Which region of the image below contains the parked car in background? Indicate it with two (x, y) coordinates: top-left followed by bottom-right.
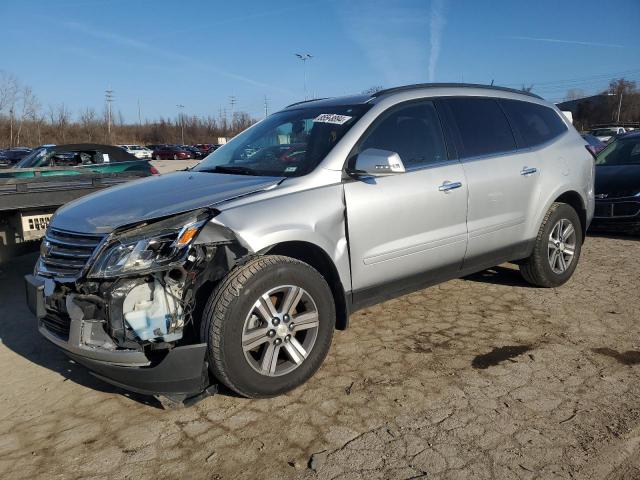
(152, 145), (193, 160)
(8, 144), (158, 176)
(118, 144), (153, 159)
(0, 148), (32, 168)
(581, 134), (606, 156)
(194, 144), (214, 154)
(0, 144), (158, 254)
(589, 126), (626, 143)
(146, 144), (167, 152)
(183, 146), (206, 159)
(24, 84), (593, 403)
(591, 131), (640, 233)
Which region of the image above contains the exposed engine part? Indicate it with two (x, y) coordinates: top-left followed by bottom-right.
(122, 276), (185, 342)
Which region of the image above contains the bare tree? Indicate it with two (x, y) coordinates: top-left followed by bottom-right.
(0, 71), (19, 115)
(15, 86), (40, 146)
(362, 86), (384, 95)
(564, 88), (585, 101)
(608, 78), (637, 96)
(49, 104), (70, 143)
(80, 107), (98, 142)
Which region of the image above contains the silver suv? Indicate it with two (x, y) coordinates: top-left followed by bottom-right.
(25, 84), (594, 402)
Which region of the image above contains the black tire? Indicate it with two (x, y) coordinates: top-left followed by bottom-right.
(520, 202), (583, 287)
(200, 255), (335, 398)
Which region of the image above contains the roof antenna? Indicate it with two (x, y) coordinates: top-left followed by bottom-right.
(490, 79), (494, 86)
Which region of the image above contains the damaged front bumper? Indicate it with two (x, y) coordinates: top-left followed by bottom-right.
(25, 274), (210, 399)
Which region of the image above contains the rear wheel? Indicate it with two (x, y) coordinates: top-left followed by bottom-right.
(520, 202), (583, 287)
(201, 255), (335, 398)
(173, 154), (179, 160)
(155, 154), (161, 160)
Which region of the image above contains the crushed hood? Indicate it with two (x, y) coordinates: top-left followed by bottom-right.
(51, 171), (283, 234)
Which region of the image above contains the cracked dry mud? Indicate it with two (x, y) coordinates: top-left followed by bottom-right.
(0, 234), (639, 480)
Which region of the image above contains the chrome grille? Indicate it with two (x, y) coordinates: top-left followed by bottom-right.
(39, 228), (104, 278)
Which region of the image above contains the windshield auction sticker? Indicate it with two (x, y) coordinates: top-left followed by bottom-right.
(313, 114), (352, 125)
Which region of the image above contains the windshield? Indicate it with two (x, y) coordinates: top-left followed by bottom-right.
(16, 147), (52, 168)
(591, 129), (616, 136)
(193, 104), (370, 177)
(595, 137), (640, 166)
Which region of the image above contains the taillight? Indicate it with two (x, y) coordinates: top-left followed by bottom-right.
(150, 166), (160, 175)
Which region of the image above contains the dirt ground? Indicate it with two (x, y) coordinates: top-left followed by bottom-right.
(0, 234), (639, 480)
(151, 159), (200, 174)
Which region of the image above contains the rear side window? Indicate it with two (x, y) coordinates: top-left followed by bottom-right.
(500, 99), (567, 148)
(444, 97), (516, 158)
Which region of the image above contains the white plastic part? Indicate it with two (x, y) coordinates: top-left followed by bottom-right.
(123, 279), (184, 341)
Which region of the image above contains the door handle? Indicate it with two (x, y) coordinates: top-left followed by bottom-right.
(521, 166), (537, 176)
(438, 181), (462, 192)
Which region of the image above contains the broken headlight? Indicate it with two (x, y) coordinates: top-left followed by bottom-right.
(89, 212), (208, 278)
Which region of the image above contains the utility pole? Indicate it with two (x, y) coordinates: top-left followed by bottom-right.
(264, 95), (269, 118)
(8, 107), (13, 148)
(616, 91), (624, 124)
(176, 104), (185, 145)
(229, 96), (236, 128)
(137, 98), (142, 127)
(295, 53), (313, 99)
(105, 88), (114, 141)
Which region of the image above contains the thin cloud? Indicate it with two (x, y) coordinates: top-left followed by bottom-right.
(506, 36), (624, 49)
(338, 1), (430, 86)
(428, 0), (446, 82)
(61, 20), (293, 94)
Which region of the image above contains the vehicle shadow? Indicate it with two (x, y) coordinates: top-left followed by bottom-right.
(0, 253), (164, 409)
(587, 231), (640, 242)
(463, 264), (534, 288)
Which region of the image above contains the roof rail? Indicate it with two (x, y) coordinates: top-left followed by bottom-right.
(371, 83), (543, 100)
(285, 97), (330, 108)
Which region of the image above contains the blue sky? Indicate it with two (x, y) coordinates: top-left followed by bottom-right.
(1, 0), (639, 122)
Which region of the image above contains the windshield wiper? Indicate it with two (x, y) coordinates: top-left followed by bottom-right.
(198, 165), (258, 175)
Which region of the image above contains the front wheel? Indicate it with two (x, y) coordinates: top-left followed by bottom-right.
(520, 202), (583, 287)
(173, 154), (179, 160)
(201, 255), (335, 398)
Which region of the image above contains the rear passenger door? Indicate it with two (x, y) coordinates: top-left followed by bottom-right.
(437, 97), (541, 269)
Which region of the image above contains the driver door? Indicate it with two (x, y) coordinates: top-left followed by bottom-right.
(344, 100), (468, 299)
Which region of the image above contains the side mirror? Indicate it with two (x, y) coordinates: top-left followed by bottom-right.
(351, 148), (406, 176)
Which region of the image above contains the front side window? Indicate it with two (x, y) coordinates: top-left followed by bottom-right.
(500, 99), (567, 148)
(444, 97), (516, 158)
(194, 104), (370, 177)
(355, 101), (447, 169)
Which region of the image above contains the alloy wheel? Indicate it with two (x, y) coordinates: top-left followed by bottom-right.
(548, 218), (577, 274)
(241, 285), (319, 377)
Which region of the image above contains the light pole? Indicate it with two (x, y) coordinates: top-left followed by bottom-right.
(295, 53), (313, 99)
(176, 104), (185, 145)
(616, 91), (623, 124)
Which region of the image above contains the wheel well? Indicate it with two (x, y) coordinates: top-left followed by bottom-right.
(555, 191), (587, 240)
(265, 241), (349, 330)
